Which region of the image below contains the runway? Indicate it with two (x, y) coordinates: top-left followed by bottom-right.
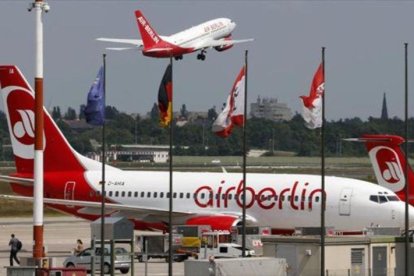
(0, 216), (184, 275)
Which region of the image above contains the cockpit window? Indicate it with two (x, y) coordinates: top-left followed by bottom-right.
(369, 195), (378, 203)
(378, 196), (388, 203)
(387, 196), (400, 201)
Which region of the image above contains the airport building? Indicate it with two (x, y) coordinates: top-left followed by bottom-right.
(250, 96), (293, 122)
(87, 144), (169, 163)
(262, 232), (409, 276)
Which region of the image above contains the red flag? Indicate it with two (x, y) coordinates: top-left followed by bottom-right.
(158, 64), (172, 127)
(299, 63), (324, 129)
(212, 67), (245, 137)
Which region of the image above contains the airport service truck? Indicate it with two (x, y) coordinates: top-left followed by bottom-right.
(197, 230), (255, 259)
(135, 233), (189, 262)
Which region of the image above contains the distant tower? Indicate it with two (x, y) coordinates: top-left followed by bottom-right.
(381, 92), (389, 120)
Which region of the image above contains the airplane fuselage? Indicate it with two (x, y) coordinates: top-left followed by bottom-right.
(18, 169), (410, 233)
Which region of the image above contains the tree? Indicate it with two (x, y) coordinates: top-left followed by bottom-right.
(64, 107), (77, 120)
(79, 105), (86, 120)
(52, 106), (61, 120)
(180, 104), (189, 119)
(150, 103), (159, 122)
(207, 106), (217, 122)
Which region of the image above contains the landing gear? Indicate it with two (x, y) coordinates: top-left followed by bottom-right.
(197, 50), (206, 61)
(174, 55), (183, 61)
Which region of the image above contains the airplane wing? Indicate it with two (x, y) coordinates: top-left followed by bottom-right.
(0, 175), (33, 186)
(96, 38), (143, 47)
(192, 38), (254, 51)
(0, 194), (258, 223)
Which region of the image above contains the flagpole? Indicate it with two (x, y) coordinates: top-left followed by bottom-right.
(168, 56), (174, 276)
(242, 50), (248, 257)
(100, 53), (106, 276)
(404, 42), (409, 276)
(320, 46), (326, 276)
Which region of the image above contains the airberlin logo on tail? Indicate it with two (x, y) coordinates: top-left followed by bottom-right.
(369, 146), (405, 192)
(3, 86), (45, 159)
(137, 16), (160, 44)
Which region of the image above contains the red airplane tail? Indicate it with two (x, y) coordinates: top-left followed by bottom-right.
(361, 134), (414, 203)
(135, 10), (164, 50)
(0, 65), (86, 175)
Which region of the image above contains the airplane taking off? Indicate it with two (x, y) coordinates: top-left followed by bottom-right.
(97, 10), (253, 60)
(358, 134), (414, 205)
(1, 65), (414, 234)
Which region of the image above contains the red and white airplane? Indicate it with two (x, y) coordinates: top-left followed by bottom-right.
(1, 65), (414, 234)
(97, 10), (253, 60)
(359, 134), (414, 205)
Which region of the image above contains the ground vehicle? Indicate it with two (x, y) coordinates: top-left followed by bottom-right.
(199, 230), (255, 258)
(63, 246), (130, 274)
(135, 234), (189, 262)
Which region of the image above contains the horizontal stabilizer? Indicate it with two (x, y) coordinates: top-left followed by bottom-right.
(96, 37), (142, 46)
(0, 175), (33, 186)
(106, 47), (139, 51)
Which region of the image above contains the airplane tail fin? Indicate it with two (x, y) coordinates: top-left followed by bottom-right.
(0, 65), (87, 175)
(134, 10), (164, 50)
(359, 134), (414, 202)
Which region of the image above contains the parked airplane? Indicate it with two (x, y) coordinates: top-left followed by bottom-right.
(1, 65), (413, 234)
(97, 10), (253, 60)
(358, 134), (414, 204)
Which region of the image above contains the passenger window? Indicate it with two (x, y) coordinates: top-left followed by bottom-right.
(109, 191), (113, 197)
(160, 192), (164, 198)
(147, 192), (151, 198)
(187, 193), (190, 199)
(315, 196), (320, 202)
(134, 192), (138, 197)
(154, 192), (158, 198)
(173, 192), (177, 198)
(294, 196), (298, 202)
(180, 193), (184, 199)
(228, 194), (233, 200)
(166, 192), (170, 198)
(201, 193), (205, 199)
(140, 192), (145, 198)
(128, 191), (132, 197)
(121, 191), (125, 197)
(115, 191), (119, 197)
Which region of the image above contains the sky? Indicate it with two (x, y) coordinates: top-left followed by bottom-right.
(0, 0), (414, 121)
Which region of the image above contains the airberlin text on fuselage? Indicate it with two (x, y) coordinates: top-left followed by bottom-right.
(194, 180), (323, 211)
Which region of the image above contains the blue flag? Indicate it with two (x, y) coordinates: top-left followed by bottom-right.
(84, 66), (105, 125)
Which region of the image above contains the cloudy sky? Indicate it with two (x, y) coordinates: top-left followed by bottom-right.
(1, 0), (413, 121)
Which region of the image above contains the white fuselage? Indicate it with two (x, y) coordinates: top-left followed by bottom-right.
(82, 170), (413, 232)
(161, 18), (235, 48)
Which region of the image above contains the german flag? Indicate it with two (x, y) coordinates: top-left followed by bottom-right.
(158, 64), (172, 127)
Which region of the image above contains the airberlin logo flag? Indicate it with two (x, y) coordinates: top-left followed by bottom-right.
(158, 64), (172, 128)
(299, 63), (324, 129)
(212, 67), (245, 138)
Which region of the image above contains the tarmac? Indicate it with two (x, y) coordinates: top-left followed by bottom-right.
(0, 216), (184, 275)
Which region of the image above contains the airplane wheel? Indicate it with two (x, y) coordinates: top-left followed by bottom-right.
(197, 54), (202, 60)
(201, 55), (206, 61)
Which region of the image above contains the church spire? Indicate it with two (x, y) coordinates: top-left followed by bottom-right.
(381, 92), (389, 120)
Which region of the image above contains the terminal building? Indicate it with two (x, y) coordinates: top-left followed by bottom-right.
(250, 96), (293, 122)
(87, 144), (169, 163)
